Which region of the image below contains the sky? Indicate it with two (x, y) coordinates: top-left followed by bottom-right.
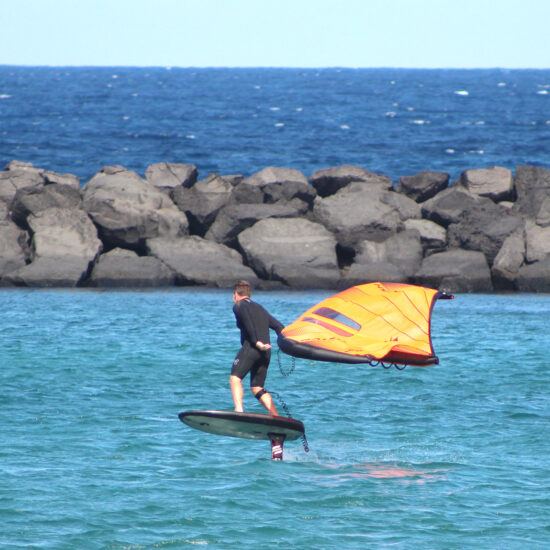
(1, 0), (549, 68)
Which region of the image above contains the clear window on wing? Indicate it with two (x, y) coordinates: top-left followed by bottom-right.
(313, 307), (361, 331)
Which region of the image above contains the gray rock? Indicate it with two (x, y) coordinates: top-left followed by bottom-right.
(0, 217), (30, 283)
(205, 202), (304, 247)
(146, 235), (258, 287)
(42, 170), (80, 189)
(4, 207), (102, 287)
(514, 165), (550, 219)
(524, 220), (550, 263)
(0, 162), (45, 204)
(245, 166), (307, 186)
(10, 183), (83, 228)
(340, 231), (423, 287)
(172, 173), (233, 235)
(458, 166), (514, 202)
(421, 186), (498, 228)
(243, 166), (316, 207)
(447, 209), (524, 265)
(237, 218), (339, 289)
(353, 231), (423, 278)
(340, 262), (407, 287)
(397, 170), (449, 202)
(516, 255), (550, 292)
(82, 167), (188, 251)
(88, 248), (175, 287)
(313, 184), (421, 251)
(145, 162), (198, 190)
(491, 230), (526, 290)
(403, 218), (447, 251)
(310, 165), (393, 197)
(413, 248), (493, 293)
(229, 181), (265, 205)
(535, 196), (550, 227)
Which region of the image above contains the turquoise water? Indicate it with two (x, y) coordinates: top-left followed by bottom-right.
(2, 289), (549, 549)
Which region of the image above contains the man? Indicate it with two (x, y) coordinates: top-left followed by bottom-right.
(230, 280), (284, 418)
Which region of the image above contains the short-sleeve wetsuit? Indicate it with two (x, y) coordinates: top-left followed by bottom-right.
(231, 298), (284, 387)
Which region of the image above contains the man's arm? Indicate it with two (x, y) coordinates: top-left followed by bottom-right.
(268, 313), (284, 335)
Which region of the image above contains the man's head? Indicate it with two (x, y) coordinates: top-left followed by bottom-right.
(233, 280), (251, 303)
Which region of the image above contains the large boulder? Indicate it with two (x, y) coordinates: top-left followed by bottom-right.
(447, 209), (524, 265)
(4, 207), (102, 287)
(237, 218), (340, 289)
(341, 231), (423, 286)
(403, 218), (447, 252)
(524, 220), (550, 263)
(145, 162), (198, 191)
(514, 165), (550, 219)
(310, 165), (392, 197)
(397, 170), (449, 203)
(457, 166), (514, 202)
(242, 166), (315, 207)
(421, 187), (499, 228)
(516, 256), (550, 292)
(172, 173), (233, 236)
(0, 161), (45, 204)
(205, 202), (305, 247)
(313, 183), (421, 251)
(413, 248), (493, 293)
(82, 167), (189, 251)
(491, 230), (526, 290)
(0, 213), (30, 283)
(88, 248), (175, 287)
(146, 236), (258, 287)
(10, 183), (83, 228)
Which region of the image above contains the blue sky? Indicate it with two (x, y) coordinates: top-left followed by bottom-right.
(1, 0), (548, 68)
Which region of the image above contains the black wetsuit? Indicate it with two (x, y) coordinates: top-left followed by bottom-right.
(231, 298), (284, 387)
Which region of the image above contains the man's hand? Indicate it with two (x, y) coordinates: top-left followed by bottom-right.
(256, 341), (271, 351)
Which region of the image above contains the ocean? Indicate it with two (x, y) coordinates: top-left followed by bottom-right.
(1, 68), (550, 549)
(1, 67), (549, 182)
(1, 288), (549, 549)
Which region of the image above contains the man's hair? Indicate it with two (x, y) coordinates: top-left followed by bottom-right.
(234, 280), (251, 297)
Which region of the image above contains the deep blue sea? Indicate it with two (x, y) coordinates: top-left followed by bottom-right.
(1, 289), (550, 549)
(1, 68), (550, 548)
(0, 67), (549, 182)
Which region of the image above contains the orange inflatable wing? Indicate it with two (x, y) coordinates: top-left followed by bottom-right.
(278, 282), (453, 366)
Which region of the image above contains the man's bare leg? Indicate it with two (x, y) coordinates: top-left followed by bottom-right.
(230, 375), (244, 412)
(251, 386), (278, 416)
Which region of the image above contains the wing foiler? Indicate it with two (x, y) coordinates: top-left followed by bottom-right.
(278, 282), (453, 367)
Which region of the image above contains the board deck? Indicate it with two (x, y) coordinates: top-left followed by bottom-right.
(178, 410), (305, 441)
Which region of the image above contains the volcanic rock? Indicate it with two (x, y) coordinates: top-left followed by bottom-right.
(514, 165), (550, 219)
(310, 165), (393, 197)
(172, 173), (233, 235)
(10, 183), (83, 229)
(205, 202), (304, 247)
(237, 218), (339, 289)
(82, 167), (189, 252)
(491, 230), (526, 289)
(88, 248), (176, 287)
(413, 248), (493, 293)
(397, 170), (449, 202)
(313, 183), (421, 251)
(4, 207), (102, 287)
(146, 235), (258, 287)
(145, 162), (198, 190)
(457, 166), (514, 202)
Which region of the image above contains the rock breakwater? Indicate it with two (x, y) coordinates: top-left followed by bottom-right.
(1, 160), (550, 293)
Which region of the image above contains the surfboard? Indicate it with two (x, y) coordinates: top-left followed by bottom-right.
(178, 410), (305, 441)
